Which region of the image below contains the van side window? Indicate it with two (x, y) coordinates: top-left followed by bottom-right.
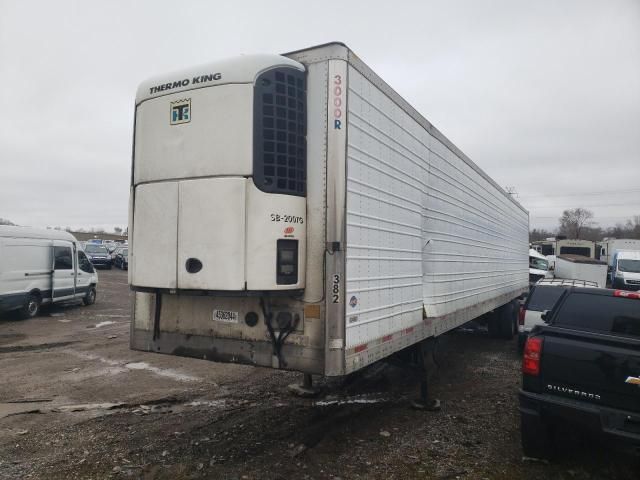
(78, 251), (94, 273)
(54, 246), (73, 270)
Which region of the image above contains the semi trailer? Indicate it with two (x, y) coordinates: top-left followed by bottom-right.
(129, 43), (529, 386)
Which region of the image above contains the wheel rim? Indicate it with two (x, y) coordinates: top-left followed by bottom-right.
(28, 300), (38, 315)
(89, 290), (95, 303)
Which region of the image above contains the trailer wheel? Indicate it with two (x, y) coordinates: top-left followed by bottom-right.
(498, 301), (517, 339)
(82, 287), (96, 306)
(19, 293), (41, 320)
(521, 415), (553, 459)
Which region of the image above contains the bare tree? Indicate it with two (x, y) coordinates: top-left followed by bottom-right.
(114, 226), (123, 235)
(558, 208), (594, 239)
(529, 228), (555, 242)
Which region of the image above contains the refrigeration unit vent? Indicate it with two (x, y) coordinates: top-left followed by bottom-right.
(253, 67), (306, 196)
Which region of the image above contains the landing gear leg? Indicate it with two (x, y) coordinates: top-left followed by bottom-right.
(288, 373), (320, 398)
(411, 340), (441, 411)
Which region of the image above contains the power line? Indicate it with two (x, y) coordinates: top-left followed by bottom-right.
(518, 188), (640, 199)
(531, 215), (634, 219)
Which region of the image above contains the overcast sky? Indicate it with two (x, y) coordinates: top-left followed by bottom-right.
(1, 0), (638, 232)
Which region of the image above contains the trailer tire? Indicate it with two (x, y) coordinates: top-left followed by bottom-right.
(82, 287), (96, 306)
(498, 301), (517, 340)
(521, 415), (553, 459)
(19, 293), (41, 320)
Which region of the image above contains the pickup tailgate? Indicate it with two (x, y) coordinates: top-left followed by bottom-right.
(539, 327), (640, 412)
(539, 290), (640, 413)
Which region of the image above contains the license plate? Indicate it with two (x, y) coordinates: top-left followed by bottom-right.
(212, 309), (238, 323)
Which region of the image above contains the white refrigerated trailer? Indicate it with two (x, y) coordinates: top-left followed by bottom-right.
(129, 43), (529, 379)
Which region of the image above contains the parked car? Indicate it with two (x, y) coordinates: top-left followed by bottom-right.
(114, 248), (128, 270)
(110, 246), (124, 261)
(103, 242), (118, 254)
(519, 287), (640, 459)
(517, 278), (599, 351)
(84, 244), (112, 269)
(0, 226), (98, 318)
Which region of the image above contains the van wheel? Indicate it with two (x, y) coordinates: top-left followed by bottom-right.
(83, 287), (96, 306)
(19, 293), (41, 319)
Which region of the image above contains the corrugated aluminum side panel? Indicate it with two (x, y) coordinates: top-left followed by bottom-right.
(345, 65), (529, 349)
(345, 66), (425, 349)
(423, 133), (529, 322)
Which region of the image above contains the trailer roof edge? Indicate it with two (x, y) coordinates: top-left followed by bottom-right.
(285, 42), (529, 216)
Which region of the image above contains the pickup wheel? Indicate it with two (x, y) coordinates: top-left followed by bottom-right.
(521, 415), (553, 459)
(498, 300), (517, 339)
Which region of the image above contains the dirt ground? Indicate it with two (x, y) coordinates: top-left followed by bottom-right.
(0, 269), (638, 480)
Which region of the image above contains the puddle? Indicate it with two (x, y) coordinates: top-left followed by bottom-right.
(184, 400), (227, 408)
(124, 362), (200, 382)
(313, 394), (389, 407)
(0, 341), (77, 354)
(0, 403), (45, 419)
(62, 350), (201, 382)
(94, 321), (116, 328)
(56, 402), (126, 412)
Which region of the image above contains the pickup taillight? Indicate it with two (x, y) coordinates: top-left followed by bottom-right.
(518, 305), (525, 325)
(522, 336), (544, 376)
(614, 290), (640, 299)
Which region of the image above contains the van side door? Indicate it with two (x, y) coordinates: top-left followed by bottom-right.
(52, 242), (75, 301)
(76, 250), (94, 296)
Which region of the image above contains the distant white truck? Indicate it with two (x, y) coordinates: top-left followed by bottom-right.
(531, 238), (596, 270)
(610, 250), (640, 291)
(0, 226), (98, 318)
(554, 254), (608, 288)
(128, 43), (529, 399)
(598, 238), (640, 266)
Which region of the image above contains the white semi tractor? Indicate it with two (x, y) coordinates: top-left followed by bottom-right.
(129, 43), (529, 396)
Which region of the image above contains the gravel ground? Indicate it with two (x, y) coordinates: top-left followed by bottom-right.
(0, 269), (638, 479)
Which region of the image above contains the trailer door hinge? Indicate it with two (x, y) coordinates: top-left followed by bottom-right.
(327, 241), (341, 253)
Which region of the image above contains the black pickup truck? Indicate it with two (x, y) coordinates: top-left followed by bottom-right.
(519, 287), (640, 459)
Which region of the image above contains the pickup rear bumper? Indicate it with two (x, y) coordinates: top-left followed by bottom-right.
(519, 390), (640, 445)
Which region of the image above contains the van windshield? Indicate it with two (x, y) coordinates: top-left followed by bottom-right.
(529, 257), (549, 271)
(619, 259), (640, 273)
(85, 245), (108, 254)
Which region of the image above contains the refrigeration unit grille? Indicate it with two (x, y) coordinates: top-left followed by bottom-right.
(253, 67), (306, 196)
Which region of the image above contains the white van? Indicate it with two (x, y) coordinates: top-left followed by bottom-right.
(611, 250), (640, 290)
(0, 226), (99, 319)
(529, 248), (551, 285)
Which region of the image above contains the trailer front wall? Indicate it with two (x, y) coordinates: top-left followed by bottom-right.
(344, 65), (529, 369)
